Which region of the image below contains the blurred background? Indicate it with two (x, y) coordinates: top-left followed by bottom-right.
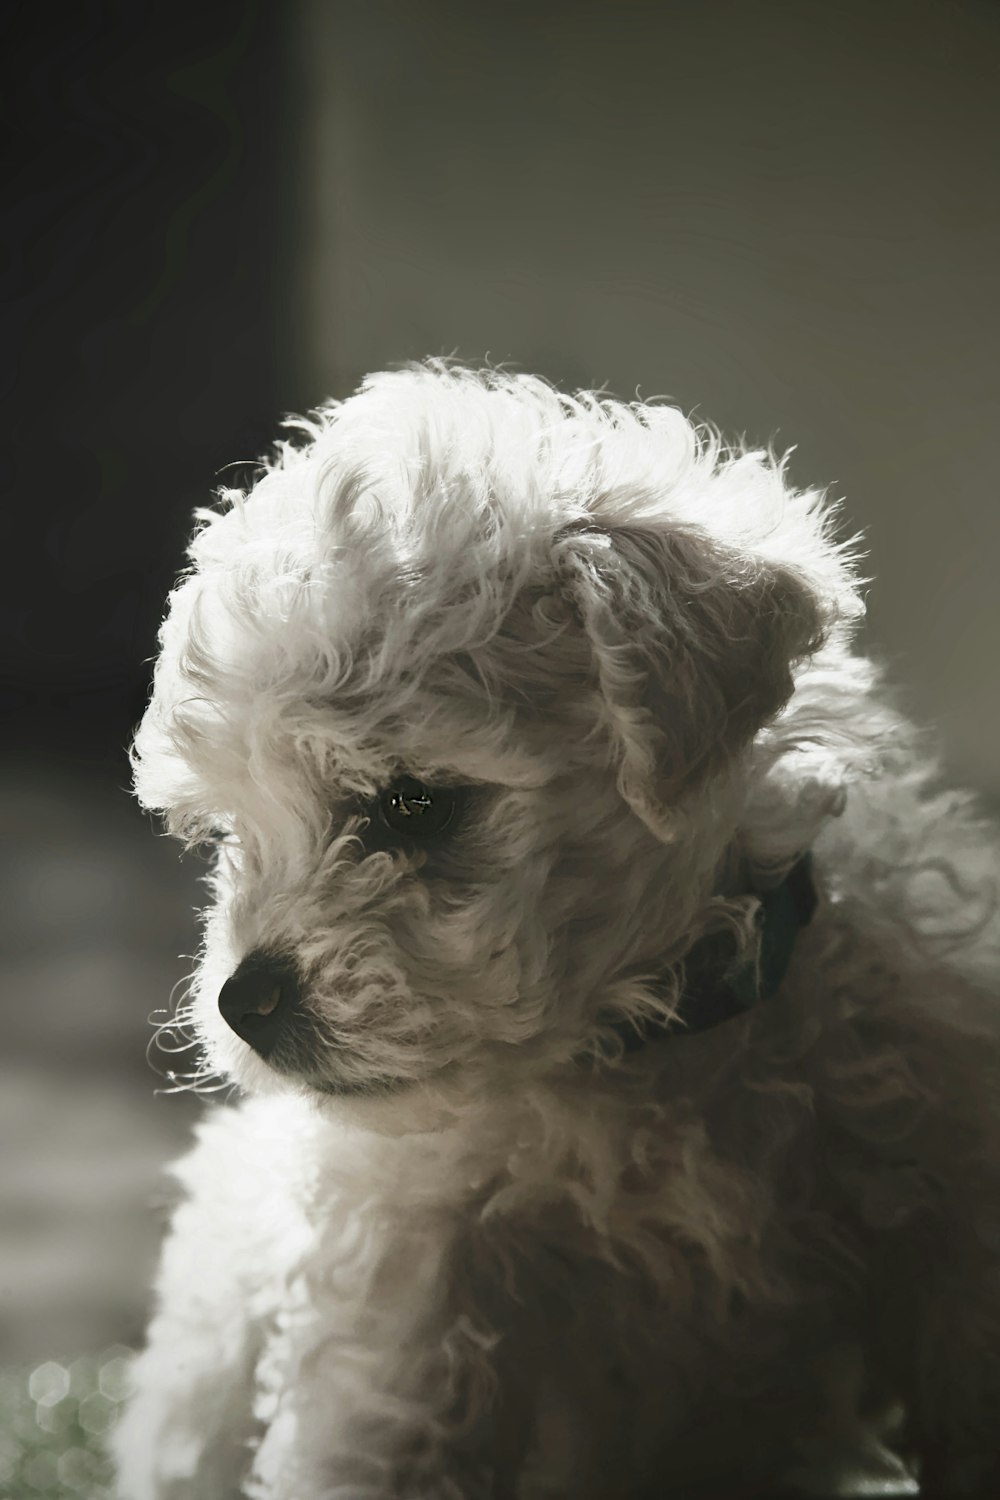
(3, 1), (999, 1493)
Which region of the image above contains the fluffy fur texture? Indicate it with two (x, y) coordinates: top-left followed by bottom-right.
(116, 363), (1000, 1498)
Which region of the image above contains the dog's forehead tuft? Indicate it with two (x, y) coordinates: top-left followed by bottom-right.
(184, 366), (856, 626)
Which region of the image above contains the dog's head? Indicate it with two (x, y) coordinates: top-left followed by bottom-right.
(134, 364), (860, 1121)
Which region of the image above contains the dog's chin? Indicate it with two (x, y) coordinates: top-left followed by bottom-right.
(203, 1013), (468, 1131)
(299, 1059), (489, 1136)
(205, 1008), (540, 1136)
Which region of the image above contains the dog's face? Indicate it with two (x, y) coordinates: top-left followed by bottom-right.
(134, 366), (856, 1119)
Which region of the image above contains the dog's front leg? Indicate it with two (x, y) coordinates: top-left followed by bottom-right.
(114, 1192), (264, 1500)
(114, 1103), (313, 1500)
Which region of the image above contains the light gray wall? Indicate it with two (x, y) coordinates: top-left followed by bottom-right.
(292, 0), (1000, 795)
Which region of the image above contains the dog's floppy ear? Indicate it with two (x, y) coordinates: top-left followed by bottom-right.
(555, 522), (826, 840)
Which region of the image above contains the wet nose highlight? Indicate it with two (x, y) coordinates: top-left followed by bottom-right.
(218, 952), (300, 1057)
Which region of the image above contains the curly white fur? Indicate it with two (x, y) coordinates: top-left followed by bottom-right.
(115, 363), (1000, 1498)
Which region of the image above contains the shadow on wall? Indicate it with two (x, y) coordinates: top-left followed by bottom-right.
(0, 772), (203, 1495)
(0, 773), (202, 1364)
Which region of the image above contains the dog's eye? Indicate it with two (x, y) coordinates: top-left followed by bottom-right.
(376, 777), (460, 839)
(191, 826), (240, 862)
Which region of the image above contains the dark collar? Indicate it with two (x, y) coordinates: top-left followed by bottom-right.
(611, 853), (818, 1052)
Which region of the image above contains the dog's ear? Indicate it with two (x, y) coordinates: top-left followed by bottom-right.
(555, 522), (826, 840)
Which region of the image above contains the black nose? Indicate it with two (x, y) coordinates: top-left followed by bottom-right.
(218, 952), (300, 1057)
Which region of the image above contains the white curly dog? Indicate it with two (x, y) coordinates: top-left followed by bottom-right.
(115, 363), (1000, 1499)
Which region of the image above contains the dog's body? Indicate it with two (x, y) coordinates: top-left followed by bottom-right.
(115, 365), (1000, 1498)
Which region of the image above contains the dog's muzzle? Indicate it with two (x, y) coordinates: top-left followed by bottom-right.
(218, 951), (301, 1058)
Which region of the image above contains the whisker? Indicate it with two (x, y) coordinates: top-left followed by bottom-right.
(145, 967), (218, 1094)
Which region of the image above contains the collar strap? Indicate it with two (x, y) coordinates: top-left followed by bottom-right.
(612, 853), (817, 1051)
